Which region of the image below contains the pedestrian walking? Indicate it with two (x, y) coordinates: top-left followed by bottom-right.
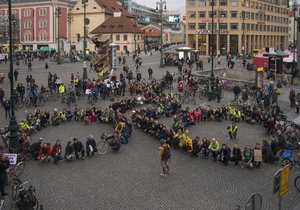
(28, 61), (32, 71)
(89, 62), (93, 72)
(13, 69), (19, 81)
(44, 63), (49, 71)
(148, 67), (153, 79)
(3, 99), (10, 120)
(296, 93), (300, 114)
(4, 55), (7, 64)
(159, 139), (170, 178)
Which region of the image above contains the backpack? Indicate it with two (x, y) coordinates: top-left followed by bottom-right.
(162, 146), (171, 160)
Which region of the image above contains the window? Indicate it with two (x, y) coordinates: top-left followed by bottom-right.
(230, 0), (238, 6)
(123, 35), (127, 41)
(198, 0), (206, 6)
(40, 33), (47, 41)
(230, 23), (238, 30)
(219, 11), (227, 18)
(123, 45), (127, 51)
(116, 35), (120, 41)
(188, 11), (196, 18)
(39, 8), (46, 16)
(231, 11), (238, 18)
(198, 11), (206, 18)
(208, 23), (217, 30)
(24, 32), (31, 41)
(219, 23), (227, 30)
(39, 20), (46, 28)
(198, 23), (206, 29)
(209, 11), (217, 18)
(188, 23), (196, 30)
(188, 0), (196, 6)
(220, 0), (227, 6)
(24, 21), (31, 29)
(23, 9), (31, 17)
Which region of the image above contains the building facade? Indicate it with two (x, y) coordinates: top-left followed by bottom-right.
(186, 0), (289, 55)
(0, 0), (75, 52)
(288, 9), (299, 49)
(118, 0), (160, 25)
(91, 12), (144, 54)
(70, 0), (131, 53)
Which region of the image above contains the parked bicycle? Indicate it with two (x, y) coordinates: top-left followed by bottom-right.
(11, 178), (42, 210)
(294, 172), (300, 193)
(97, 133), (114, 155)
(7, 159), (25, 184)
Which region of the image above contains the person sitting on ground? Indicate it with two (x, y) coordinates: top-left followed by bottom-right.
(29, 138), (42, 160)
(242, 145), (254, 168)
(181, 130), (193, 153)
(227, 121), (238, 139)
(38, 143), (51, 162)
(86, 135), (97, 157)
(51, 139), (62, 164)
(231, 144), (242, 166)
(65, 141), (74, 160)
(220, 144), (231, 166)
(191, 136), (201, 157)
(109, 131), (121, 152)
(208, 138), (221, 161)
(73, 138), (85, 160)
(199, 137), (210, 158)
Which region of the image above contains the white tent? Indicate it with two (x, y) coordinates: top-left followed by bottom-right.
(283, 53), (297, 63)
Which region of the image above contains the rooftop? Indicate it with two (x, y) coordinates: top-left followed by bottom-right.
(95, 0), (131, 18)
(91, 12), (143, 34)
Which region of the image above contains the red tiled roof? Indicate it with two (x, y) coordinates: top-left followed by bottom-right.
(95, 0), (131, 17)
(91, 14), (144, 34)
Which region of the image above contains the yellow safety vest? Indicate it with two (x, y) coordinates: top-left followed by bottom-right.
(229, 125), (238, 133)
(59, 85), (65, 94)
(74, 79), (78, 85)
(98, 70), (104, 78)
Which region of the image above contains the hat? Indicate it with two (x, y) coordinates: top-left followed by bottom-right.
(38, 138), (43, 142)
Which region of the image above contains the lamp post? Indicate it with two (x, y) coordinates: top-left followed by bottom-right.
(134, 15), (137, 59)
(242, 11), (246, 68)
(56, 7), (61, 57)
(156, 0), (166, 68)
(293, 0), (297, 66)
(68, 10), (73, 56)
(7, 0), (19, 150)
(210, 0), (215, 93)
(82, 0), (88, 80)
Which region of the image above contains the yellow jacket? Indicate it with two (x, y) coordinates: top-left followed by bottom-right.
(59, 85), (65, 94)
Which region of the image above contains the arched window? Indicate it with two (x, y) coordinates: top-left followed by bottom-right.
(24, 31), (31, 41)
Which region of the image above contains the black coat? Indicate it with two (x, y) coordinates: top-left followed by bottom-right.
(0, 159), (10, 182)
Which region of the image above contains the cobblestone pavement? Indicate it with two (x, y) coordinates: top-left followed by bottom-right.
(0, 52), (299, 210)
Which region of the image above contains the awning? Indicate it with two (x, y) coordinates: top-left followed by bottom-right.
(38, 47), (56, 52)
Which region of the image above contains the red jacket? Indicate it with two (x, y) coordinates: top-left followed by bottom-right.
(39, 145), (51, 157)
(51, 144), (62, 155)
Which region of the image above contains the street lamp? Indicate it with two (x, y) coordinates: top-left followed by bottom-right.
(68, 10), (73, 56)
(7, 0), (19, 150)
(156, 0), (166, 68)
(292, 0), (297, 65)
(210, 0), (215, 93)
(82, 0), (88, 80)
(55, 6), (61, 58)
(241, 11), (248, 68)
(134, 15), (137, 59)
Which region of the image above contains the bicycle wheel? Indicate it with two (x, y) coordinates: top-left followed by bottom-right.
(294, 175), (300, 193)
(25, 98), (32, 108)
(281, 158), (292, 167)
(14, 162), (25, 177)
(37, 98), (45, 107)
(16, 100), (24, 108)
(22, 152), (32, 161)
(11, 178), (21, 203)
(97, 140), (109, 155)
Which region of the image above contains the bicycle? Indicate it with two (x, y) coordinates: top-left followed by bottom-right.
(97, 133), (114, 155)
(280, 149), (300, 168)
(24, 96), (45, 108)
(11, 178), (41, 210)
(294, 173), (300, 193)
(7, 160), (25, 184)
(11, 145), (32, 162)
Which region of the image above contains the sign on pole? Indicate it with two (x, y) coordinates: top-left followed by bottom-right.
(279, 164), (290, 197)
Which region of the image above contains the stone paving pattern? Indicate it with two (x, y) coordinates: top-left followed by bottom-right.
(0, 52), (299, 210)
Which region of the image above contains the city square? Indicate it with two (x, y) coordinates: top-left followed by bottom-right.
(0, 0), (300, 209)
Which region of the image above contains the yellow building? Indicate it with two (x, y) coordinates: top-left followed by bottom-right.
(186, 0), (289, 55)
(70, 0), (131, 52)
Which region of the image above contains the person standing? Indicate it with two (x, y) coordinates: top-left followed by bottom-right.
(13, 69), (19, 81)
(159, 139), (170, 177)
(296, 93), (300, 114)
(147, 67), (153, 80)
(0, 154), (10, 197)
(27, 60), (32, 71)
(44, 63), (49, 71)
(3, 99), (10, 120)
